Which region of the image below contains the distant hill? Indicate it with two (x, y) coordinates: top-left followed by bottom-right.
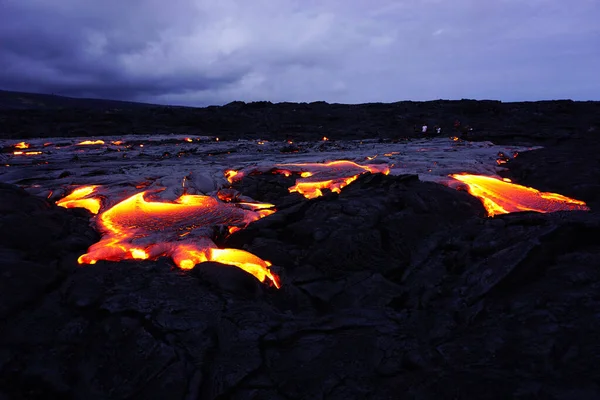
(0, 89), (170, 110)
(1, 89), (599, 146)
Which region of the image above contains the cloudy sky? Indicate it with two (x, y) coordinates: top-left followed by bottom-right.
(1, 0), (598, 106)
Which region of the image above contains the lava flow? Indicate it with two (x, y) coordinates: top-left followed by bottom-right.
(66, 188), (280, 287)
(227, 160), (390, 199)
(14, 141), (30, 149)
(77, 140), (105, 145)
(56, 185), (102, 214)
(450, 174), (590, 216)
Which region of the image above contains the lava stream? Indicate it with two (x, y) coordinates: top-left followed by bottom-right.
(72, 190), (279, 287)
(14, 142), (30, 149)
(227, 160), (390, 199)
(56, 185), (102, 214)
(77, 140), (105, 145)
(450, 174), (590, 216)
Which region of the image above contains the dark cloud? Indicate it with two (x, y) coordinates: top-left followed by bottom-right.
(1, 0), (599, 105)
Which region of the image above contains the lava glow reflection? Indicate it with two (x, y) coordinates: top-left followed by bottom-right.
(450, 174), (590, 216)
(73, 190), (280, 287)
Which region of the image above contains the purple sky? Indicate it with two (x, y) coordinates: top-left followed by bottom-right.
(1, 0), (599, 106)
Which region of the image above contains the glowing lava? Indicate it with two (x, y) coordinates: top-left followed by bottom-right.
(450, 174), (590, 216)
(56, 185), (102, 214)
(277, 160), (390, 199)
(225, 169), (241, 184)
(226, 160), (390, 199)
(74, 191), (280, 287)
(14, 142), (30, 149)
(77, 140), (105, 145)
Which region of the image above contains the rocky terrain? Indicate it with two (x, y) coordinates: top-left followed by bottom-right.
(1, 89), (599, 146)
(1, 91), (600, 399)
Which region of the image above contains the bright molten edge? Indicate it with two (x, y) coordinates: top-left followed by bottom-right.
(56, 185), (102, 214)
(451, 174), (590, 216)
(60, 188), (280, 288)
(227, 160), (390, 199)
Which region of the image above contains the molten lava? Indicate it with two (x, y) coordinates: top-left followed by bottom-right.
(226, 160), (390, 199)
(225, 169), (241, 184)
(56, 185), (102, 214)
(278, 160), (389, 199)
(14, 142), (30, 149)
(450, 174), (590, 216)
(77, 140), (105, 145)
(73, 190), (279, 287)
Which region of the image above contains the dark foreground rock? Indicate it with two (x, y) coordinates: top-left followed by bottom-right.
(2, 164), (600, 399)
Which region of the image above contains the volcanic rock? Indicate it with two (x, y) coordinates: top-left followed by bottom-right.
(231, 172), (305, 206)
(2, 91), (599, 146)
(189, 261), (264, 298)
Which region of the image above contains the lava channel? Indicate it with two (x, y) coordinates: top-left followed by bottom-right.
(450, 174), (590, 216)
(227, 160), (390, 199)
(59, 187), (279, 287)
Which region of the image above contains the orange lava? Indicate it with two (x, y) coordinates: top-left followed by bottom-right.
(77, 140), (105, 145)
(291, 176), (358, 198)
(225, 160), (390, 199)
(277, 160), (390, 199)
(75, 191), (280, 287)
(14, 142), (30, 149)
(56, 185), (102, 214)
(450, 174), (590, 216)
(225, 169), (241, 184)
